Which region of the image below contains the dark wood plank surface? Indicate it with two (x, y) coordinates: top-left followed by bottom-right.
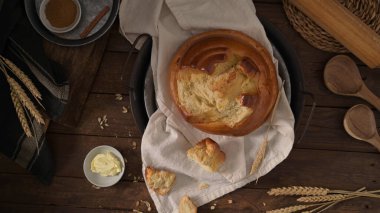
(1, 1), (380, 212)
(43, 32), (110, 126)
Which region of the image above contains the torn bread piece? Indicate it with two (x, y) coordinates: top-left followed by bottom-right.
(145, 166), (176, 195)
(179, 195), (197, 213)
(187, 138), (225, 172)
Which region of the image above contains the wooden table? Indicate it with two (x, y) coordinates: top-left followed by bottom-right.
(1, 1), (380, 212)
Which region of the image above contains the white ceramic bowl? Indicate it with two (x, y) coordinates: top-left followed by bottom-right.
(83, 145), (125, 187)
(39, 0), (81, 34)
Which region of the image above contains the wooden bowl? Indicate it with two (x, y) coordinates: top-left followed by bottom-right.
(169, 30), (278, 136)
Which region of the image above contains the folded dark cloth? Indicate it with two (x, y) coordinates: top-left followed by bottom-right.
(0, 0), (69, 184)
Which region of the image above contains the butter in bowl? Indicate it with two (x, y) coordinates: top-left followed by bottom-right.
(83, 145), (125, 187)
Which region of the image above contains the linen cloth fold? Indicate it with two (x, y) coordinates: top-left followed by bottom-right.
(120, 0), (295, 212)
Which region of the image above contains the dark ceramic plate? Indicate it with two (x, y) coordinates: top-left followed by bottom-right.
(24, 0), (120, 46)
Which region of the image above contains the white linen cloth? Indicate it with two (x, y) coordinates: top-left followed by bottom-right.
(119, 1), (295, 212)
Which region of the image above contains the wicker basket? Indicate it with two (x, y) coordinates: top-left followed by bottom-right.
(283, 0), (380, 53)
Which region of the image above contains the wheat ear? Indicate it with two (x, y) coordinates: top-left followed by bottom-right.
(5, 75), (45, 125)
(268, 186), (330, 196)
(0, 55), (41, 100)
(250, 81), (284, 175)
(250, 139), (268, 175)
(266, 204), (314, 213)
(10, 89), (33, 137)
(297, 194), (347, 203)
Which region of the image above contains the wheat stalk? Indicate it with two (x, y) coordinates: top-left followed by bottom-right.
(10, 89), (32, 137)
(0, 55), (41, 100)
(0, 56), (45, 138)
(266, 204), (314, 213)
(297, 194), (347, 203)
(268, 186), (330, 196)
(5, 74), (45, 125)
(250, 139), (268, 175)
(250, 81), (284, 175)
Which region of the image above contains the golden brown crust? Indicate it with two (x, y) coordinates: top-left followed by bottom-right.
(169, 30), (278, 136)
(179, 195), (197, 213)
(145, 166), (176, 195)
(187, 138), (225, 172)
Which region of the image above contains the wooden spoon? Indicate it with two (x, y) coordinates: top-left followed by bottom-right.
(324, 55), (380, 111)
(343, 104), (380, 152)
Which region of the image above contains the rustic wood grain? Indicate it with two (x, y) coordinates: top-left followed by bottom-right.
(296, 106), (380, 153)
(2, 1), (380, 212)
(254, 3), (380, 107)
(0, 203), (128, 213)
(107, 23), (133, 52)
(43, 32), (110, 127)
(1, 134), (379, 192)
(98, 5), (380, 109)
(0, 174), (379, 212)
(48, 94), (141, 138)
(46, 93), (380, 153)
(91, 52), (137, 94)
(0, 175), (154, 211)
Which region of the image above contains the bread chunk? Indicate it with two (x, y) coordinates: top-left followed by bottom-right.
(179, 195), (197, 213)
(187, 138), (225, 172)
(176, 55), (257, 128)
(145, 166), (176, 195)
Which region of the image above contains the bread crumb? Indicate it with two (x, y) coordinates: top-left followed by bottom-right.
(198, 182), (209, 190)
(141, 200), (151, 211)
(210, 206), (215, 210)
(179, 196), (197, 213)
(263, 202), (266, 206)
(228, 199), (233, 204)
(91, 185), (101, 189)
(115, 93), (123, 101)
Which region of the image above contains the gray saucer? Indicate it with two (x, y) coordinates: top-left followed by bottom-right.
(25, 0), (120, 46)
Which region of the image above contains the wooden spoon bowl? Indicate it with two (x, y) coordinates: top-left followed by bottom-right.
(324, 55), (380, 112)
(324, 55), (363, 95)
(343, 104), (380, 152)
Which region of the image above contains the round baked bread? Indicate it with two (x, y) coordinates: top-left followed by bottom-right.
(169, 30), (278, 136)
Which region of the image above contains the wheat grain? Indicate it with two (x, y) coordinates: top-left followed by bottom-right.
(6, 76), (45, 125)
(268, 186), (330, 196)
(1, 55), (41, 100)
(266, 204), (313, 213)
(10, 90), (32, 137)
(115, 93), (123, 101)
(297, 194), (347, 203)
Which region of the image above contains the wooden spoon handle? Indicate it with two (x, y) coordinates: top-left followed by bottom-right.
(368, 134), (380, 152)
(358, 85), (380, 112)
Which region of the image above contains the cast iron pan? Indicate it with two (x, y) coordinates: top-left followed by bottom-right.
(129, 19), (304, 134)
(24, 0), (120, 46)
